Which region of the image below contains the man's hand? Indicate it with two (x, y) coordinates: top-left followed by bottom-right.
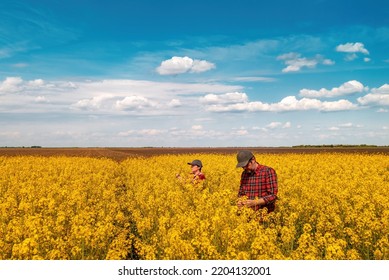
(237, 198), (265, 208)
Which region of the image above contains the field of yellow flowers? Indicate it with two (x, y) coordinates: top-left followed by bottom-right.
(0, 153), (388, 260)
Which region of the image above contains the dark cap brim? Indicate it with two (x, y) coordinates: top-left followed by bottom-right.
(236, 160), (249, 168)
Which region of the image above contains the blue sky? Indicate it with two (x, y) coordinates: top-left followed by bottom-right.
(0, 0), (388, 147)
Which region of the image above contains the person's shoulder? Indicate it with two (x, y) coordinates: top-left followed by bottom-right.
(198, 173), (206, 180)
(257, 164), (276, 173)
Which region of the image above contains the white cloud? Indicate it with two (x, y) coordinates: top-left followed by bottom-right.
(0, 77), (23, 93)
(28, 79), (45, 87)
(115, 96), (153, 111)
(364, 57), (371, 62)
(299, 80), (366, 98)
(283, 122), (292, 128)
(205, 101), (270, 112)
(358, 94), (389, 106)
(336, 42), (369, 55)
(277, 53), (334, 73)
(204, 94), (358, 113)
(0, 77), (243, 116)
(0, 76), (75, 96)
(200, 92), (248, 104)
(266, 122), (283, 129)
(191, 125), (203, 130)
(371, 84), (389, 94)
(263, 122), (292, 130)
(72, 94), (114, 110)
(322, 59), (335, 65)
(357, 84), (389, 106)
(156, 56), (215, 75)
(168, 99), (181, 107)
(191, 59), (215, 73)
(327, 122), (364, 132)
(35, 96), (48, 103)
(338, 123), (363, 128)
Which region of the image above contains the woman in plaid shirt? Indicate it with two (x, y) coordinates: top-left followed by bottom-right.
(236, 150), (278, 213)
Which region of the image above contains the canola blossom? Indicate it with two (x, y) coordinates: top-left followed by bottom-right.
(0, 153), (388, 260)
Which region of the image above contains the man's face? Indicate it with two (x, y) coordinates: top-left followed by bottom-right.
(243, 158), (255, 172)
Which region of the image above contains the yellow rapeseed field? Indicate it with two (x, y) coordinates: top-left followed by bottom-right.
(0, 153), (388, 260)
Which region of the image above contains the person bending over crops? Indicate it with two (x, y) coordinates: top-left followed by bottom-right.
(236, 150), (278, 213)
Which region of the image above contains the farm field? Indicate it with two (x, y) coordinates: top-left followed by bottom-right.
(1, 146), (388, 161)
(0, 149), (388, 260)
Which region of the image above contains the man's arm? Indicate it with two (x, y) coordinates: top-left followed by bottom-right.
(261, 168), (278, 204)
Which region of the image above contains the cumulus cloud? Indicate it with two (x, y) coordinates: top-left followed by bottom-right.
(336, 42), (369, 55)
(204, 94), (358, 113)
(336, 42), (370, 62)
(0, 76), (75, 95)
(200, 92), (248, 104)
(115, 96), (153, 111)
(277, 53), (334, 73)
(168, 99), (181, 107)
(357, 84), (389, 106)
(72, 95), (114, 110)
(299, 80), (366, 98)
(266, 122), (283, 129)
(276, 96), (357, 112)
(156, 56), (215, 75)
(328, 122), (364, 132)
(0, 77), (24, 93)
(371, 84), (389, 94)
(0, 76), (243, 116)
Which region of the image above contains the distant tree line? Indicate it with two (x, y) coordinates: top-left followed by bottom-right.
(0, 146), (42, 148)
(291, 144), (384, 148)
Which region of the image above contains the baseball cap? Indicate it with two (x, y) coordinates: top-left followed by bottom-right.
(188, 159), (203, 168)
(236, 150), (254, 167)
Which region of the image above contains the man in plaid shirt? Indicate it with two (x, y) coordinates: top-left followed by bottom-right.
(236, 150), (278, 213)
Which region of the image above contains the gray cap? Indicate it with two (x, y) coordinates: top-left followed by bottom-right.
(188, 159), (203, 168)
(236, 150), (254, 167)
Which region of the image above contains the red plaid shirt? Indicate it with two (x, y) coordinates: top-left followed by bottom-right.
(238, 163), (278, 212)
